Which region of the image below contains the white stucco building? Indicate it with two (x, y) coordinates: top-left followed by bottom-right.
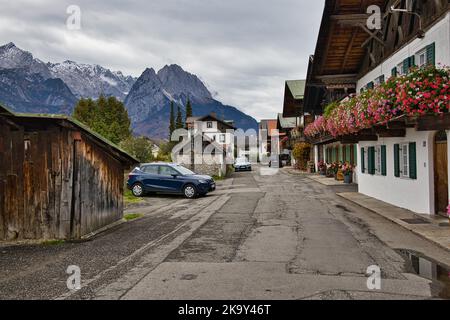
(355, 10), (450, 216)
(305, 1), (449, 217)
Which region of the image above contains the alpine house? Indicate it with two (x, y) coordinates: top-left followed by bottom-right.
(304, 0), (450, 216)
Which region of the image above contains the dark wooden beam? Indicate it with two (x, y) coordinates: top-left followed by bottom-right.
(339, 131), (379, 143)
(308, 134), (336, 145)
(416, 114), (450, 131)
(341, 28), (358, 73)
(386, 120), (407, 129)
(331, 13), (370, 25)
(357, 135), (379, 141)
(376, 128), (406, 137)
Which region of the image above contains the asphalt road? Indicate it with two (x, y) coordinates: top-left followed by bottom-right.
(1, 166), (450, 300)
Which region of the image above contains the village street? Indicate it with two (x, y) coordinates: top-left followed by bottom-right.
(1, 166), (449, 300)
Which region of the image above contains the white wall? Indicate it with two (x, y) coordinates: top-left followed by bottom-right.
(357, 129), (436, 215)
(314, 145), (319, 172)
(204, 132), (233, 146)
(357, 12), (450, 91)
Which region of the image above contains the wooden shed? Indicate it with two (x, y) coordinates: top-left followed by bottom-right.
(0, 105), (138, 241)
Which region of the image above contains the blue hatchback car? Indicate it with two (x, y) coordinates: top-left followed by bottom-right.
(127, 163), (216, 199)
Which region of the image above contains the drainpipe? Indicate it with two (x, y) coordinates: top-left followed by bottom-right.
(447, 130), (450, 217)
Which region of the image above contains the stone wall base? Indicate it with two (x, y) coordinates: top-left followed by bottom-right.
(187, 164), (225, 177)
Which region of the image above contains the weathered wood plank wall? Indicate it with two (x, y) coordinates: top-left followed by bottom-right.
(0, 117), (125, 241)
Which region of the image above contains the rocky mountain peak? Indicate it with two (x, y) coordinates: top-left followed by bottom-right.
(0, 42), (51, 78)
(2, 42), (16, 50)
(157, 64), (212, 104)
(0, 43), (258, 139)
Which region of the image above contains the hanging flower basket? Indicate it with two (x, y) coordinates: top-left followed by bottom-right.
(305, 65), (450, 139)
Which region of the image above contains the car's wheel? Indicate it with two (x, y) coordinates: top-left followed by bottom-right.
(183, 184), (198, 199)
(131, 183), (145, 197)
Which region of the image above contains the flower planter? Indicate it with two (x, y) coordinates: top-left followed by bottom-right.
(304, 66), (450, 140)
(344, 174), (353, 184)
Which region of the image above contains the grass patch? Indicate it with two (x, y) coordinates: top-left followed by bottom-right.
(124, 189), (143, 205)
(124, 213), (144, 221)
(41, 240), (65, 246)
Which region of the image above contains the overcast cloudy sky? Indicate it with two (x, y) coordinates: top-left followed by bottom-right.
(0, 0), (324, 120)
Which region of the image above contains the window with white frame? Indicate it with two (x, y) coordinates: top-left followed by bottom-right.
(416, 48), (427, 68)
(374, 75), (385, 86)
(219, 134), (226, 143)
(375, 145), (382, 175)
(207, 122), (213, 129)
(364, 147), (369, 173)
(397, 62), (404, 75)
(400, 143), (409, 178)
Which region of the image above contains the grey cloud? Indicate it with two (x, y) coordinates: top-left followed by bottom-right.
(0, 0), (325, 120)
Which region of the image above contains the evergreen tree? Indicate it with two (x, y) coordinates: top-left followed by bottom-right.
(119, 136), (155, 163)
(176, 106), (183, 129)
(169, 101), (175, 138)
(73, 95), (132, 145)
(185, 98), (193, 127)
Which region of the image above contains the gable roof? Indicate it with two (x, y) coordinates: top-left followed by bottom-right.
(0, 105), (14, 116)
(259, 119), (278, 133)
(173, 132), (226, 155)
(187, 113), (236, 130)
(286, 80), (306, 100)
(0, 104), (139, 165)
(186, 117), (201, 124)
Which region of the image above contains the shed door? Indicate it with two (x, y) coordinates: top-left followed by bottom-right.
(70, 139), (82, 239)
(434, 131), (448, 217)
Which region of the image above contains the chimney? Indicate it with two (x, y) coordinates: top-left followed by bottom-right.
(210, 112), (217, 119)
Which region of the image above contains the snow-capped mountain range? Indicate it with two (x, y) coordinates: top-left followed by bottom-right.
(0, 42), (257, 139)
(48, 60), (136, 100)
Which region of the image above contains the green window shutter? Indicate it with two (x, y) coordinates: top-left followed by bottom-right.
(339, 146), (343, 162)
(403, 58), (410, 74)
(361, 148), (365, 173)
(354, 145), (358, 166)
(391, 67), (398, 77)
(426, 42), (436, 66)
(410, 55), (416, 68)
(394, 144), (400, 178)
(346, 145), (351, 163)
(368, 147), (376, 175)
(367, 81), (374, 90)
(409, 142), (417, 179)
(381, 145), (387, 176)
